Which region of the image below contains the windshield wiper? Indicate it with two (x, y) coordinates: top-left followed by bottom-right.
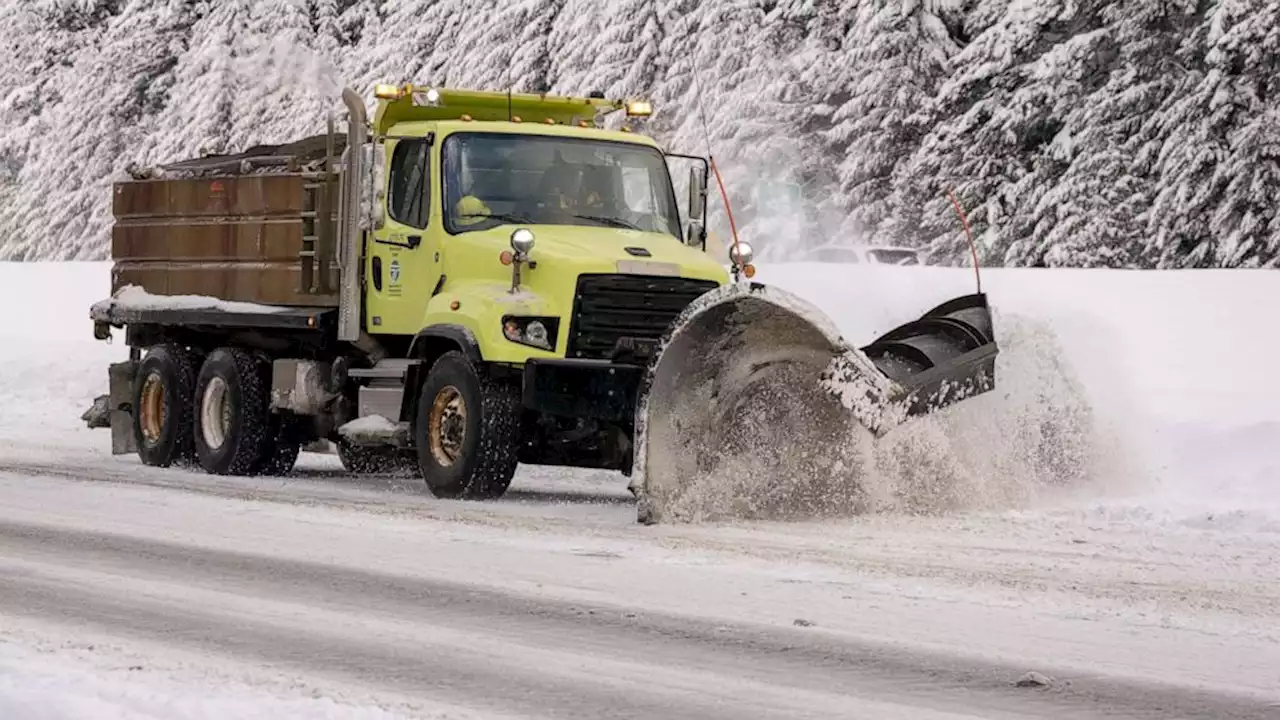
(458, 212), (533, 225)
(572, 213), (641, 231)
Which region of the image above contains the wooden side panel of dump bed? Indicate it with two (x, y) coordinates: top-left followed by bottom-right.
(110, 173), (341, 308)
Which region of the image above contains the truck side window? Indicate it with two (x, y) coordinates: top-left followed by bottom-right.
(389, 139), (430, 229)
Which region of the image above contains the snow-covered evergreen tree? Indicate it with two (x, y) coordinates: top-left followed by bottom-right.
(827, 0), (963, 248)
(1147, 0), (1280, 268)
(899, 0), (1113, 265)
(1014, 0), (1200, 268)
(549, 0), (661, 99)
(0, 2), (103, 257)
(0, 0), (1277, 267)
(498, 0), (565, 92)
(436, 0), (509, 89)
(0, 0), (145, 260)
(650, 0), (822, 257)
(142, 1), (247, 161)
(225, 0), (337, 149)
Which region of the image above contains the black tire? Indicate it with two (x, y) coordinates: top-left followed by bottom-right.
(336, 439), (416, 475)
(413, 351), (520, 499)
(131, 344), (199, 467)
(192, 347), (272, 476)
(253, 412), (303, 476)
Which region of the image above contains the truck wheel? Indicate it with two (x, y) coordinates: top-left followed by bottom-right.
(192, 347), (271, 476)
(336, 439), (416, 475)
(131, 344), (198, 467)
(413, 351), (520, 499)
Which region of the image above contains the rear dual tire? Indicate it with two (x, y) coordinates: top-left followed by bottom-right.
(131, 344), (300, 476)
(132, 344), (199, 468)
(193, 347), (301, 476)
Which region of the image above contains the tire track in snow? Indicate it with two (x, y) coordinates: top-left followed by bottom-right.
(0, 454), (633, 530)
(0, 519), (1275, 720)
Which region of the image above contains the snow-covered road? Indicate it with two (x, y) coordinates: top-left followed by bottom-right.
(2, 451), (1277, 720)
(2, 262), (1279, 718)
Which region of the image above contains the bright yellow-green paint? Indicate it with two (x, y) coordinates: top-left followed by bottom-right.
(372, 86), (636, 136)
(361, 103), (730, 366)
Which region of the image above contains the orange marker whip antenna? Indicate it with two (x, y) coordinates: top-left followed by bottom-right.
(690, 68), (745, 278)
(946, 188), (981, 295)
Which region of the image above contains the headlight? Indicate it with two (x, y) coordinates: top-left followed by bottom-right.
(511, 228), (536, 255)
(728, 240), (754, 266)
(502, 316), (558, 351)
(524, 320), (549, 347)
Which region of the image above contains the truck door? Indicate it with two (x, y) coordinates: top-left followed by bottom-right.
(365, 136), (441, 336)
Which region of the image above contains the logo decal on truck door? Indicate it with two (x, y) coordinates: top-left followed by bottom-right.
(389, 259), (401, 284)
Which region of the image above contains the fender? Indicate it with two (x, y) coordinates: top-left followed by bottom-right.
(408, 324), (484, 365)
(400, 324), (485, 428)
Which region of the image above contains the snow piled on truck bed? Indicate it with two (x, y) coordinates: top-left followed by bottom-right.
(92, 285), (292, 316)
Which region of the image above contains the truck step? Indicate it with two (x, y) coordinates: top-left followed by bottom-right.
(351, 359), (418, 424)
(348, 358), (419, 380)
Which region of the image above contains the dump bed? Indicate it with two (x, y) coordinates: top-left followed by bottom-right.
(109, 133), (346, 309)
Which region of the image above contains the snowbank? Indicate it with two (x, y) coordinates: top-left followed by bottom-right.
(754, 261), (1280, 521)
(1, 260), (1277, 522)
(0, 635), (463, 720)
(755, 262), (1280, 428)
(1, 262), (129, 451)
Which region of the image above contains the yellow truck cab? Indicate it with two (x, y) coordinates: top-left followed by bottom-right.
(88, 84), (742, 500)
(355, 85), (731, 497)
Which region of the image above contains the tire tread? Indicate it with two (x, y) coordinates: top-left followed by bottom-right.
(415, 351), (521, 499)
(132, 343), (198, 468)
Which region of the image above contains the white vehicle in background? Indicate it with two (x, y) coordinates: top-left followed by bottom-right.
(802, 243), (924, 265)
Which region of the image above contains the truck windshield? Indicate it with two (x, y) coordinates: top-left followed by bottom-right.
(442, 132), (683, 240)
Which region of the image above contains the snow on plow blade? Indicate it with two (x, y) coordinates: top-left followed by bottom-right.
(630, 281), (998, 524)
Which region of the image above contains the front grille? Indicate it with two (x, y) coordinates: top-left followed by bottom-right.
(566, 274), (719, 360)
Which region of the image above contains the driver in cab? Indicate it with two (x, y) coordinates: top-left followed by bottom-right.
(453, 162), (617, 227)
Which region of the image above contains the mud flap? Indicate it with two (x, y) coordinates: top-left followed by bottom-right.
(109, 360), (138, 455)
(630, 282), (998, 524)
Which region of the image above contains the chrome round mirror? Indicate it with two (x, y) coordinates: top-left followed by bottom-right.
(728, 240), (754, 266)
(510, 228), (536, 255)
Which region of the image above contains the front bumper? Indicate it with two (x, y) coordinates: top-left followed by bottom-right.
(522, 359), (644, 423)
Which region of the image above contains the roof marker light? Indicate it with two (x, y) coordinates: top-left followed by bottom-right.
(412, 86), (442, 106)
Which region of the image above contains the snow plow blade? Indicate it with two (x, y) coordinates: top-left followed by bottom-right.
(630, 281), (998, 524)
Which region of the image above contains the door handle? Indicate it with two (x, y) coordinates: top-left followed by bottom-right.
(373, 236), (422, 250)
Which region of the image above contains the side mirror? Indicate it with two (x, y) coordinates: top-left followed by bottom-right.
(684, 219), (705, 248)
(372, 139), (388, 230)
(687, 165), (706, 222)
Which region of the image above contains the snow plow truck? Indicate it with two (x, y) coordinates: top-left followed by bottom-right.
(85, 85), (999, 523)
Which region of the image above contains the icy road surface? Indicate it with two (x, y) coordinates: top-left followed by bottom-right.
(2, 262), (1279, 719)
